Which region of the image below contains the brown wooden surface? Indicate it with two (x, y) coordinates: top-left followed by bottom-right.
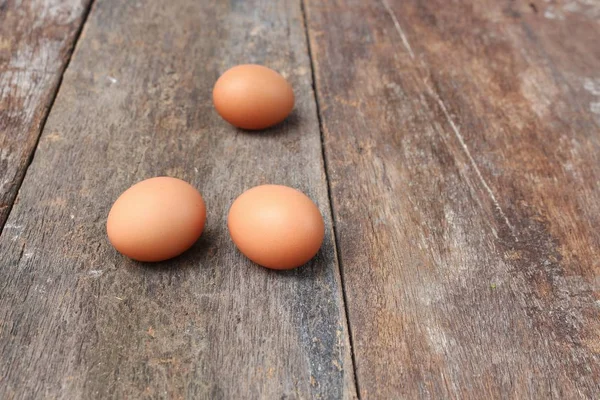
(0, 0), (91, 228)
(2, 0), (600, 398)
(305, 0), (600, 398)
(0, 0), (355, 398)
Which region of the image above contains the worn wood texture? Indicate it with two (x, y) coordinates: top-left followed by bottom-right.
(0, 0), (356, 398)
(0, 0), (91, 228)
(305, 0), (600, 398)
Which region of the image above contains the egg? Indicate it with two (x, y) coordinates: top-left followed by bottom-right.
(213, 64), (295, 130)
(107, 177), (206, 262)
(228, 185), (325, 270)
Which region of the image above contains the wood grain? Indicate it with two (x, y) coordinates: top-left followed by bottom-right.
(0, 0), (356, 398)
(305, 0), (600, 398)
(0, 0), (91, 228)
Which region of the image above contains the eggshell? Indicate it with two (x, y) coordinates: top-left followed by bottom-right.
(227, 185), (325, 270)
(213, 64), (295, 130)
(107, 177), (206, 262)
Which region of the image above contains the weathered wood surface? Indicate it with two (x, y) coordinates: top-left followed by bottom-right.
(305, 0), (600, 398)
(0, 0), (356, 398)
(0, 0), (91, 228)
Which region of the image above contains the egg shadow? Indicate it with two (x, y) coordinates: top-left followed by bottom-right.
(261, 245), (328, 280)
(235, 109), (300, 138)
(132, 228), (218, 272)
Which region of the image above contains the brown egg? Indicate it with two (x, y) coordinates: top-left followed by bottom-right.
(107, 177), (206, 262)
(213, 64), (295, 130)
(228, 185), (325, 270)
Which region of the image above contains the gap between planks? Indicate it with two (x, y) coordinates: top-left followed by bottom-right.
(0, 0), (96, 236)
(300, 0), (362, 398)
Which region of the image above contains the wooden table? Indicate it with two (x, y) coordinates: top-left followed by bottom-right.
(1, 0), (599, 398)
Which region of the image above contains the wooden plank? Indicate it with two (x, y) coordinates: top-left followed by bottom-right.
(0, 0), (91, 228)
(305, 0), (600, 398)
(0, 1), (356, 398)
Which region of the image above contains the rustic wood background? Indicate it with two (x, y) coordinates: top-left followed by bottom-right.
(1, 0), (599, 398)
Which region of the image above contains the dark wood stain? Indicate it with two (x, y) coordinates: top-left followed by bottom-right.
(305, 0), (600, 398)
(0, 0), (356, 398)
(529, 3), (538, 13)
